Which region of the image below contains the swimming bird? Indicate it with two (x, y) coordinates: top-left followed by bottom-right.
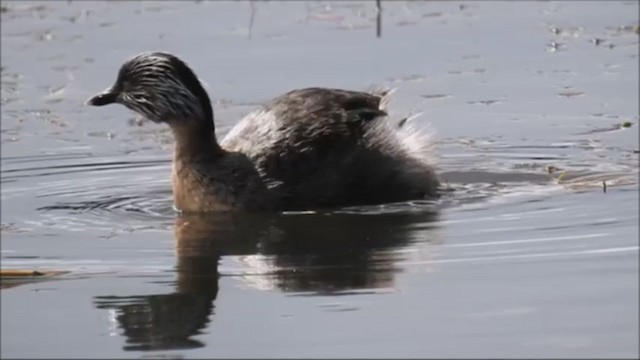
(87, 52), (439, 212)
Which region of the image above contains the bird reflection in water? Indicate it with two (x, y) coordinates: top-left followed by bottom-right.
(94, 207), (439, 351)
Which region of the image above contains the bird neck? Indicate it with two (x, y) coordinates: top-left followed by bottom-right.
(169, 83), (225, 160)
(171, 120), (224, 161)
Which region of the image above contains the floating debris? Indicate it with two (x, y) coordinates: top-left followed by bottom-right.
(545, 165), (563, 174)
(576, 121), (634, 135)
(467, 99), (502, 106)
(396, 20), (417, 27)
(0, 270), (68, 290)
(309, 14), (345, 22)
(615, 24), (640, 34)
(0, 270), (47, 277)
(127, 116), (146, 127)
(38, 30), (55, 41)
(422, 12), (442, 18)
(0, 223), (21, 232)
(387, 74), (429, 83)
(558, 91), (585, 98)
(546, 41), (563, 52)
(420, 94), (450, 100)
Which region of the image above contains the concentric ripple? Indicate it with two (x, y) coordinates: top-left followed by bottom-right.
(1, 152), (176, 232)
(2, 132), (637, 233)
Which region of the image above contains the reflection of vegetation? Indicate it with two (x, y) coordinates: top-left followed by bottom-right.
(93, 209), (439, 351)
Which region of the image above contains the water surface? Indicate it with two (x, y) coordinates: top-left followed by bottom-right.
(1, 1), (638, 358)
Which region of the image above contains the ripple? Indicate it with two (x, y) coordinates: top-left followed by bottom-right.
(1, 152), (175, 231)
(37, 192), (174, 218)
(1, 158), (169, 181)
(2, 130), (637, 233)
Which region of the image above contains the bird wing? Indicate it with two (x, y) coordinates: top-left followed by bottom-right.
(221, 87), (391, 203)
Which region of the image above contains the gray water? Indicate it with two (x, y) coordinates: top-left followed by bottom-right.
(1, 1), (638, 358)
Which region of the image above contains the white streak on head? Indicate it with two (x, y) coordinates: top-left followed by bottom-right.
(116, 52), (206, 123)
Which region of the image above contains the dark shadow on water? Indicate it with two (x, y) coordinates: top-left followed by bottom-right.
(93, 209), (439, 351)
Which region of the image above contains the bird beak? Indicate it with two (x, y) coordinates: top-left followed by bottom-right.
(85, 87), (118, 106)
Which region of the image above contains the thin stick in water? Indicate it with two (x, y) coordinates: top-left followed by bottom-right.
(248, 0), (256, 40)
(376, 0), (382, 38)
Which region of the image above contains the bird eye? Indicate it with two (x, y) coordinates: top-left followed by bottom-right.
(130, 93), (150, 103)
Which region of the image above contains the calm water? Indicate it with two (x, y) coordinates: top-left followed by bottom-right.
(1, 1), (638, 358)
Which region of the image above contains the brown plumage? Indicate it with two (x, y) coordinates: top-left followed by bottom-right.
(87, 52), (439, 212)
